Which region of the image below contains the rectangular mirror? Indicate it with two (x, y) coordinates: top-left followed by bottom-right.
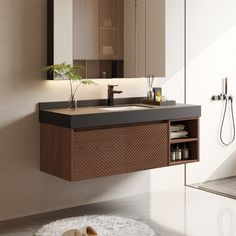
(47, 0), (166, 79)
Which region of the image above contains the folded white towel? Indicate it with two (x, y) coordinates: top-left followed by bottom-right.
(170, 130), (188, 139)
(170, 124), (186, 132)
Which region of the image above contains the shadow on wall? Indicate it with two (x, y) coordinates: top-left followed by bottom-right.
(185, 0), (236, 186)
(0, 112), (150, 220)
(1, 0), (46, 91)
(0, 0), (151, 221)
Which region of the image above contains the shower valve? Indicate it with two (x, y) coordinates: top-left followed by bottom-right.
(211, 94), (224, 101)
(211, 93), (233, 101)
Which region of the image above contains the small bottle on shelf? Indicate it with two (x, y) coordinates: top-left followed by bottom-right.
(175, 144), (182, 160)
(155, 90), (161, 102)
(171, 146), (176, 161)
(182, 143), (189, 160)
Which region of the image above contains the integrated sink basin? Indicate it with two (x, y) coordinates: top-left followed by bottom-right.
(99, 105), (150, 112)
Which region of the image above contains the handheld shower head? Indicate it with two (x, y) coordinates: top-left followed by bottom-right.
(224, 77), (228, 95)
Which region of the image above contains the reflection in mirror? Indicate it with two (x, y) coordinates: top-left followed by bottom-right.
(73, 0), (136, 78)
(48, 0), (167, 79)
(136, 0), (165, 78)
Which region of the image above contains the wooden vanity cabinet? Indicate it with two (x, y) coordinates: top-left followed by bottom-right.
(40, 122), (169, 181)
(40, 117), (200, 181)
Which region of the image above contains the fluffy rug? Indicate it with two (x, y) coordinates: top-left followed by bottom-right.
(35, 215), (156, 236)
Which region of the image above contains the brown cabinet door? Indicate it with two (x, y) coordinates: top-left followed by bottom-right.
(73, 127), (125, 180)
(124, 123), (169, 172)
(72, 122), (168, 181)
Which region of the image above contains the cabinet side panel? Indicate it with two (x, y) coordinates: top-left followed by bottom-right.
(40, 123), (72, 180)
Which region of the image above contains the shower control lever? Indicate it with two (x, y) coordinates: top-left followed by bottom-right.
(211, 93), (231, 101)
(211, 95), (218, 101)
(211, 94), (225, 101)
(211, 78), (230, 101)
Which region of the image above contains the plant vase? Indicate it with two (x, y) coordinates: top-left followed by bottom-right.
(68, 95), (78, 109)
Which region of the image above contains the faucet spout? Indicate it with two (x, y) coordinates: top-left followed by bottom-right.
(107, 85), (123, 106)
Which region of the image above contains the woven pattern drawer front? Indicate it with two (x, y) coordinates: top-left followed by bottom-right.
(124, 122), (168, 172)
(73, 127), (125, 180)
(72, 122), (168, 180)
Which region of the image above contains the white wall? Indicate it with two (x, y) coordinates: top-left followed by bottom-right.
(0, 0), (184, 221)
(186, 0), (236, 184)
(151, 0), (185, 191)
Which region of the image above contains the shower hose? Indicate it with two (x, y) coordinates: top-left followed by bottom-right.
(220, 96), (236, 146)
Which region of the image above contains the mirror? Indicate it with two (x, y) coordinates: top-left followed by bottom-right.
(47, 0), (166, 79)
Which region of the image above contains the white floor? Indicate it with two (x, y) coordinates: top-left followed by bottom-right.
(151, 187), (236, 236)
(1, 186), (236, 236)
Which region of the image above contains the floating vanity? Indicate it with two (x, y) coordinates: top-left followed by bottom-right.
(39, 98), (201, 181)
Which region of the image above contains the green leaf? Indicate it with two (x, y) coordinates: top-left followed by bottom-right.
(43, 62), (96, 97)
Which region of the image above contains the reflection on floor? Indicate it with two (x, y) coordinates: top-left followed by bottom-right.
(192, 176), (236, 200)
(0, 187), (236, 236)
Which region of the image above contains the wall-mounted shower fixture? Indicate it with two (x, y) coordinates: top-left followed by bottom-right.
(211, 78), (235, 146)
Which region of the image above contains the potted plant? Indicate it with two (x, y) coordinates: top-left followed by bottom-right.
(45, 62), (95, 109)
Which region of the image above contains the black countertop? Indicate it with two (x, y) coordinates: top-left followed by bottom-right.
(39, 97), (201, 129)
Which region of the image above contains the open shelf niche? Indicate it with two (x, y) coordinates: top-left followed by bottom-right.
(168, 118), (199, 166)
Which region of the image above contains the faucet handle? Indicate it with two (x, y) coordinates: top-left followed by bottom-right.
(108, 85), (118, 89)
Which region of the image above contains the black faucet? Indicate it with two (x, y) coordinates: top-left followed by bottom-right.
(107, 85), (123, 106)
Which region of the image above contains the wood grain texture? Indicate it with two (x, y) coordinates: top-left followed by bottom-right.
(40, 122), (169, 181)
(73, 126), (125, 180)
(40, 119), (200, 181)
(124, 123), (168, 172)
(40, 123), (73, 181)
(73, 122), (168, 181)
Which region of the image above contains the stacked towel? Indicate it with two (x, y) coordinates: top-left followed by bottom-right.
(170, 124), (188, 139)
(170, 124), (185, 132)
(170, 130), (188, 139)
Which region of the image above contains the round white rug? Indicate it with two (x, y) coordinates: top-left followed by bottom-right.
(35, 215), (156, 236)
